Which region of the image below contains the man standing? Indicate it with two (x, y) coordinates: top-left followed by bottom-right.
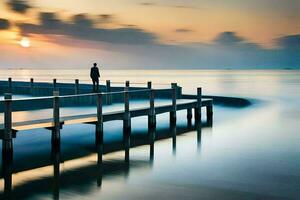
(90, 63), (100, 92)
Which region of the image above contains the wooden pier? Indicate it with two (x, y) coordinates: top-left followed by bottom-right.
(0, 78), (213, 196)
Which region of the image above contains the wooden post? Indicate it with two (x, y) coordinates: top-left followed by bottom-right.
(106, 80), (111, 105)
(53, 79), (57, 91)
(123, 88), (131, 163)
(2, 93), (13, 196)
(96, 93), (104, 163)
(147, 81), (152, 89)
(3, 93), (13, 154)
(148, 89), (156, 159)
(170, 84), (177, 153)
(148, 90), (156, 127)
(196, 121), (202, 150)
(170, 83), (177, 125)
(8, 77), (12, 93)
(125, 80), (130, 88)
(52, 91), (60, 148)
(206, 101), (213, 126)
(187, 108), (192, 127)
(75, 79), (79, 95)
(30, 78), (34, 95)
(194, 88), (202, 125)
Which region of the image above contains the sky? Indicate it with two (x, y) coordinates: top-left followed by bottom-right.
(0, 0), (299, 69)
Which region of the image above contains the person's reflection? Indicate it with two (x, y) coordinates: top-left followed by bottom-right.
(51, 143), (60, 200)
(2, 147), (13, 200)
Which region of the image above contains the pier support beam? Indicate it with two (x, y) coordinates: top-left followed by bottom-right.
(170, 83), (177, 125)
(51, 91), (61, 149)
(170, 83), (177, 153)
(125, 80), (130, 88)
(95, 93), (104, 163)
(106, 80), (112, 105)
(147, 81), (152, 89)
(196, 123), (202, 150)
(53, 79), (57, 91)
(8, 78), (12, 93)
(75, 79), (79, 95)
(2, 93), (13, 198)
(148, 89), (156, 160)
(194, 88), (202, 125)
(30, 78), (34, 95)
(123, 87), (131, 163)
(3, 94), (13, 154)
(187, 108), (192, 127)
(206, 102), (213, 126)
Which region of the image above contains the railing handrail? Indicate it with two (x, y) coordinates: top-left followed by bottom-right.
(0, 88), (174, 103)
(0, 79), (171, 86)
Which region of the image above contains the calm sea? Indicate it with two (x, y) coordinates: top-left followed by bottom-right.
(0, 69), (300, 199)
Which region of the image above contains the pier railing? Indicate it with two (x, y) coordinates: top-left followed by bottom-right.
(0, 78), (182, 100)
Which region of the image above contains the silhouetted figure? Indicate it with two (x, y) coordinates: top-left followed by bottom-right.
(90, 63), (100, 92)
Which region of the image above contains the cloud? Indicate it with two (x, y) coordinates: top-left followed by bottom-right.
(214, 31), (245, 45)
(72, 14), (94, 28)
(175, 28), (193, 33)
(98, 14), (114, 24)
(18, 12), (157, 45)
(0, 18), (10, 30)
(140, 2), (155, 6)
(277, 34), (300, 49)
(140, 2), (199, 9)
(6, 0), (31, 14)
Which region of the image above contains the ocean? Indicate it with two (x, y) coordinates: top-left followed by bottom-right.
(0, 69), (300, 199)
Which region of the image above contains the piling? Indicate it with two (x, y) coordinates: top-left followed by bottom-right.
(148, 89), (156, 159)
(2, 93), (13, 197)
(206, 101), (213, 126)
(123, 87), (131, 163)
(147, 81), (152, 89)
(196, 123), (202, 150)
(170, 83), (177, 125)
(125, 80), (130, 88)
(195, 88), (202, 125)
(30, 78), (34, 95)
(52, 91), (61, 149)
(106, 80), (112, 105)
(3, 94), (13, 156)
(8, 78), (12, 93)
(96, 93), (104, 162)
(75, 79), (79, 95)
(187, 108), (192, 127)
(53, 79), (57, 91)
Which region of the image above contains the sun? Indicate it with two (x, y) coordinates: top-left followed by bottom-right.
(19, 37), (31, 48)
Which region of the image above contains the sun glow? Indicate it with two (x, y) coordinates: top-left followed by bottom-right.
(20, 37), (31, 48)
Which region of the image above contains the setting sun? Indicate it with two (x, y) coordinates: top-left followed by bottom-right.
(20, 37), (30, 48)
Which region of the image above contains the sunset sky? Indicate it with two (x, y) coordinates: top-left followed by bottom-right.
(0, 0), (299, 69)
